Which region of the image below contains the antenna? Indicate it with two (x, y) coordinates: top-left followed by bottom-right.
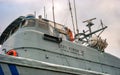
(100, 19), (104, 28)
(68, 0), (76, 35)
(98, 19), (107, 36)
(44, 6), (47, 19)
(34, 11), (36, 18)
(83, 18), (96, 34)
(52, 0), (56, 28)
(73, 0), (79, 34)
(44, 6), (46, 19)
(83, 18), (96, 23)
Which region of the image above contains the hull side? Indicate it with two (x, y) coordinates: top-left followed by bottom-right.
(0, 55), (107, 75)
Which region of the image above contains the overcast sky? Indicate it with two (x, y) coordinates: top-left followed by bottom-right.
(0, 0), (120, 58)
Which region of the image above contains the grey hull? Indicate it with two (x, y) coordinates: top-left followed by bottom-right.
(0, 54), (107, 75)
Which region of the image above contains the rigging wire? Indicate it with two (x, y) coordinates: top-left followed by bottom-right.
(64, 15), (71, 27)
(68, 0), (76, 35)
(62, 10), (71, 27)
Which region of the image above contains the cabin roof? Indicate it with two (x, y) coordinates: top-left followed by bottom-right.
(0, 16), (65, 45)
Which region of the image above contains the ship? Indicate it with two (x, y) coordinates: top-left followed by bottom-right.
(0, 0), (120, 74)
(0, 14), (120, 75)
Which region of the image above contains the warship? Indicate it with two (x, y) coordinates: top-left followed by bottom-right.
(0, 1), (120, 75)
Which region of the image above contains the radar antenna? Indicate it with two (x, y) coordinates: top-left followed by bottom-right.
(83, 18), (96, 36)
(75, 18), (107, 42)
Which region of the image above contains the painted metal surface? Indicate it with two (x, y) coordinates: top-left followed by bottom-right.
(0, 55), (108, 75)
(0, 17), (120, 75)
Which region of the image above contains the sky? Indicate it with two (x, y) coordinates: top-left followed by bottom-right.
(0, 0), (120, 58)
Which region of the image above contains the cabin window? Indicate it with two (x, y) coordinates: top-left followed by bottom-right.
(38, 20), (49, 30)
(3, 25), (19, 43)
(22, 19), (36, 27)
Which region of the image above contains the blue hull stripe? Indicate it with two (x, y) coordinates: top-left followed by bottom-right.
(8, 64), (19, 75)
(0, 65), (4, 75)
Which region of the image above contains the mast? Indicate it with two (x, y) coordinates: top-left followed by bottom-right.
(68, 0), (76, 35)
(44, 6), (45, 18)
(44, 6), (47, 19)
(73, 0), (79, 34)
(34, 11), (36, 18)
(52, 0), (56, 28)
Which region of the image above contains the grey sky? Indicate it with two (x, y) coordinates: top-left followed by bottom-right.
(0, 0), (120, 58)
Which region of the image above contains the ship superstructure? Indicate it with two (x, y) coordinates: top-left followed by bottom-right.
(0, 15), (120, 75)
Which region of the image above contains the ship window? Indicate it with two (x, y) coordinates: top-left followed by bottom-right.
(3, 25), (19, 42)
(21, 20), (26, 26)
(10, 27), (18, 35)
(22, 19), (36, 27)
(38, 20), (49, 30)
